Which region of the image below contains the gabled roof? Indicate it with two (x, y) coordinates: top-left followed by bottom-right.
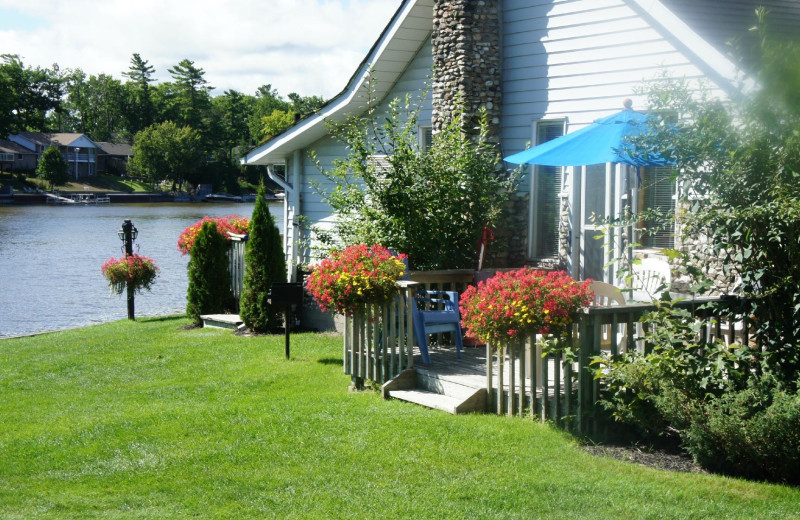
(12, 132), (99, 149)
(242, 0), (434, 165)
(0, 139), (31, 154)
(95, 142), (133, 156)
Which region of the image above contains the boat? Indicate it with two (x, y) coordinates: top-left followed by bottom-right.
(204, 193), (243, 202)
(70, 193), (110, 204)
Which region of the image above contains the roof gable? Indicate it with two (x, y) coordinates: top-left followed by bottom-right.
(243, 0), (434, 165)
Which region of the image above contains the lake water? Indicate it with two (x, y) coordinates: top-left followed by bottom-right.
(0, 202), (283, 338)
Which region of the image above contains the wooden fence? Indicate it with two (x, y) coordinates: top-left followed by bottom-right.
(341, 271), (752, 433)
(227, 233), (248, 311)
(343, 282), (418, 388)
(489, 296), (752, 433)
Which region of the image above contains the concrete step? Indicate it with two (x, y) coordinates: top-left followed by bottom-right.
(389, 387), (487, 414)
(388, 389), (465, 414)
(415, 369), (481, 399)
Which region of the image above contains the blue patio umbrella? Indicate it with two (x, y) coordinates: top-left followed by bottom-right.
(503, 107), (665, 167)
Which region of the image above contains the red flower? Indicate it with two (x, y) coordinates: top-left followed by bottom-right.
(460, 268), (593, 343)
(177, 215), (250, 255)
(305, 244), (407, 315)
(101, 254), (159, 295)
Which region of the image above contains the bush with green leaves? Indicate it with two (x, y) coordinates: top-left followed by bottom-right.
(186, 220), (233, 324)
(624, 10), (800, 388)
(312, 87), (519, 270)
(684, 376), (800, 484)
(36, 146), (69, 189)
(239, 184), (287, 332)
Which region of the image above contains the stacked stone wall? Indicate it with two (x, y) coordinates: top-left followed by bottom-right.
(431, 0), (502, 143)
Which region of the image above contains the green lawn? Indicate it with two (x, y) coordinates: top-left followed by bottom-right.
(1, 317), (798, 519)
(7, 173), (152, 193)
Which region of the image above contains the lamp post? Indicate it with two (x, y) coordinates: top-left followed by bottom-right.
(117, 219), (138, 319)
(74, 147), (80, 180)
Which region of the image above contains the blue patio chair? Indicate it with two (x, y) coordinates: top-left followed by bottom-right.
(412, 290), (465, 364)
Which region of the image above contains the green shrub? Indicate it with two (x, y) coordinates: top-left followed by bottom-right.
(239, 184), (286, 333)
(685, 378), (800, 484)
(186, 221), (233, 324)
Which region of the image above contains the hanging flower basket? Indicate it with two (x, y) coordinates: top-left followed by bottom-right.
(459, 268), (593, 343)
(101, 254), (160, 295)
(305, 244), (408, 315)
(177, 215), (250, 255)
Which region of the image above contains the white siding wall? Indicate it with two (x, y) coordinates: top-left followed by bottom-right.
(502, 0), (728, 190)
(297, 38), (433, 264)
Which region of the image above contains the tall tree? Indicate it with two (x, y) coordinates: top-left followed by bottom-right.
(212, 89), (253, 159)
(64, 70), (126, 141)
(122, 53), (156, 137)
(0, 54), (63, 133)
(247, 84), (290, 142)
(288, 92), (325, 116)
(240, 183), (287, 332)
(168, 58), (212, 130)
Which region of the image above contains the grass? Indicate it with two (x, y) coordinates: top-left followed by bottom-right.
(1, 317), (798, 519)
(2, 173), (151, 193)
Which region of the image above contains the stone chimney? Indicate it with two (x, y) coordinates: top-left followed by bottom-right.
(431, 0), (502, 142)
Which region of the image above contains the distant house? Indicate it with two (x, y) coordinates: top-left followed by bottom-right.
(95, 142), (133, 175)
(0, 139), (36, 173)
(243, 0), (800, 285)
(7, 132), (100, 179)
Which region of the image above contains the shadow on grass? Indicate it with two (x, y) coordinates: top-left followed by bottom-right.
(138, 314), (187, 324)
(317, 358), (342, 366)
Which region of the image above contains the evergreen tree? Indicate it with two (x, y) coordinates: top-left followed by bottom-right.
(240, 184), (287, 333)
(186, 221), (233, 324)
(168, 58), (212, 130)
(36, 146), (69, 189)
(122, 53), (156, 136)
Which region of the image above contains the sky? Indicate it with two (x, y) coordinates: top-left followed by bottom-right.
(0, 0), (401, 99)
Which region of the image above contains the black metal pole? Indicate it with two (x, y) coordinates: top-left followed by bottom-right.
(122, 219), (135, 320)
(284, 304), (291, 359)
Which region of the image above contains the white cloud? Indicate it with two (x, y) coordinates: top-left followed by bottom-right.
(0, 0), (400, 98)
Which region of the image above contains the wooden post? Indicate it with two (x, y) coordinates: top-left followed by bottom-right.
(497, 344), (505, 415)
(486, 342), (493, 413)
(518, 337), (526, 417)
(508, 342), (516, 418)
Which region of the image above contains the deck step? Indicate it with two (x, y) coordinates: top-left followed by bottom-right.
(388, 389), (465, 414)
(415, 368), (482, 399)
(388, 387), (487, 414)
(200, 314), (243, 330)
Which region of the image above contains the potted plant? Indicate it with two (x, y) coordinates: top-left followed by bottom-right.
(177, 214), (250, 255)
(101, 254), (159, 295)
(305, 244), (407, 315)
(459, 268), (593, 345)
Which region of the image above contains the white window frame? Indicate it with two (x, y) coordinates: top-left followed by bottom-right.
(418, 125), (433, 153)
(528, 118), (567, 260)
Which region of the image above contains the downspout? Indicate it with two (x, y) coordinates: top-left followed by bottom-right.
(266, 164), (293, 281)
(290, 149), (302, 282)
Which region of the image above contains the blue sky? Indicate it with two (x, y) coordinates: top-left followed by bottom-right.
(0, 0), (399, 98)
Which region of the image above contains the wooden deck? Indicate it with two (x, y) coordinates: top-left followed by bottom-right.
(415, 342), (566, 395)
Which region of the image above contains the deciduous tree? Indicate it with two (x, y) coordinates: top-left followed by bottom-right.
(36, 146), (69, 189)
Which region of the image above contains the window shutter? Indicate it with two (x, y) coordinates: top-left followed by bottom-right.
(420, 126), (433, 152)
(642, 166), (676, 248)
(532, 121), (564, 259)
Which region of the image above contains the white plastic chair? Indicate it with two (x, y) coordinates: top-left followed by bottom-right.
(590, 281), (628, 352)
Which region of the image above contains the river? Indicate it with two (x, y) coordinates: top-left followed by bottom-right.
(0, 202), (283, 338)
